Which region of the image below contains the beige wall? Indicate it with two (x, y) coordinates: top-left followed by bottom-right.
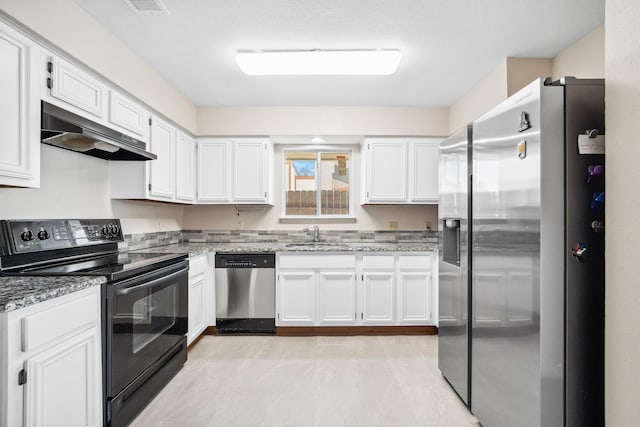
(447, 59), (508, 135)
(604, 1), (640, 425)
(183, 143), (438, 231)
(0, 0), (198, 133)
(448, 58), (553, 134)
(0, 146), (184, 234)
(506, 58), (552, 97)
(553, 25), (604, 80)
(198, 106), (449, 137)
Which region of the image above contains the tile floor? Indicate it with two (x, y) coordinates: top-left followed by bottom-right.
(130, 335), (479, 427)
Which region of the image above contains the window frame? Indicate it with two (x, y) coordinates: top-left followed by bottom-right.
(281, 146), (354, 219)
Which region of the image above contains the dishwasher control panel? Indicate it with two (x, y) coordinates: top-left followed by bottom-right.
(215, 253), (275, 268)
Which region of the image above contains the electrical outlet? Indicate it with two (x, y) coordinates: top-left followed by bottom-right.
(425, 221), (432, 230)
(388, 220), (398, 230)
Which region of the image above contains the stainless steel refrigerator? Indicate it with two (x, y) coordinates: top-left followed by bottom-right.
(438, 77), (605, 427)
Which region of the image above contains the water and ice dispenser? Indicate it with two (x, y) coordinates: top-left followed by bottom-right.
(442, 218), (461, 266)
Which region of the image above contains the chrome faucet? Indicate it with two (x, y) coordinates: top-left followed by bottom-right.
(303, 225), (320, 242)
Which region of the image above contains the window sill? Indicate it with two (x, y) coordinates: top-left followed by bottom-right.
(279, 216), (357, 224)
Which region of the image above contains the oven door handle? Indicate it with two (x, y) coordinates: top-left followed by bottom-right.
(114, 267), (188, 296)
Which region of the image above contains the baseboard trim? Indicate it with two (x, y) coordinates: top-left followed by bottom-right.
(276, 325), (438, 336)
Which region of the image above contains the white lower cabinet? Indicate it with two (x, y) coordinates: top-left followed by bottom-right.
(278, 271), (316, 325)
(277, 252), (436, 327)
(362, 272), (395, 324)
(187, 254), (212, 345)
(0, 286), (102, 427)
(397, 255), (433, 324)
(318, 272), (357, 325)
(398, 271), (431, 324)
(277, 254), (356, 326)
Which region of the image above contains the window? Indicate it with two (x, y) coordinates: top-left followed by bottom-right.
(283, 149), (352, 217)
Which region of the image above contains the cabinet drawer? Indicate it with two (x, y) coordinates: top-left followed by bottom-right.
(398, 255), (431, 270)
(22, 291), (99, 353)
(279, 254), (356, 269)
(189, 254), (207, 278)
(362, 255), (395, 270)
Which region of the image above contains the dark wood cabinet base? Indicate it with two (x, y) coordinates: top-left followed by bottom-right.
(276, 325), (438, 336)
(188, 325), (438, 350)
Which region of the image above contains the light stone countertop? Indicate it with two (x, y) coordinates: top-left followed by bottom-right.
(131, 241), (438, 257)
(0, 276), (106, 313)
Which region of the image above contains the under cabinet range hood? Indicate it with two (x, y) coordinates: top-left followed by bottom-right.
(41, 101), (157, 161)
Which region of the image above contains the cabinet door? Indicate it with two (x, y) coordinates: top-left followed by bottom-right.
(23, 328), (102, 427)
(233, 140), (268, 203)
(176, 131), (196, 203)
(109, 92), (150, 141)
(149, 116), (176, 200)
(317, 272), (357, 325)
(278, 271), (315, 325)
(48, 56), (106, 119)
(362, 272), (395, 324)
(197, 139), (230, 202)
(365, 140), (407, 202)
(398, 271), (431, 324)
(0, 22), (40, 188)
(188, 274), (207, 344)
(410, 140), (440, 203)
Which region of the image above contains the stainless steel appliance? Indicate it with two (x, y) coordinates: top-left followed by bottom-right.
(0, 219), (188, 427)
(215, 253), (276, 334)
(438, 77), (605, 427)
(41, 101), (157, 161)
(438, 125), (471, 406)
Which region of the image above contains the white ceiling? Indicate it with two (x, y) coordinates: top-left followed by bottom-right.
(74, 0), (604, 108)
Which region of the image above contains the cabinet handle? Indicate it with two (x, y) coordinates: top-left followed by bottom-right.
(18, 369), (27, 386)
(361, 313), (363, 320)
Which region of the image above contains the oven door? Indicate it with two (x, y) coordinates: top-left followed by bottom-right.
(107, 261), (188, 396)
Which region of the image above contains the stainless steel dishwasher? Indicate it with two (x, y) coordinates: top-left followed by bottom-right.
(215, 253), (276, 334)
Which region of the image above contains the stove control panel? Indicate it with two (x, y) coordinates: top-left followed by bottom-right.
(0, 219), (124, 254)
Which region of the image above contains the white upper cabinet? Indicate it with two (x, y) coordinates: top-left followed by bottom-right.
(363, 139), (408, 203)
(110, 115), (197, 204)
(45, 55), (107, 119)
(108, 91), (150, 142)
(176, 131), (196, 202)
(362, 137), (441, 204)
(196, 137), (272, 204)
(233, 139), (271, 203)
(409, 139), (440, 203)
(0, 20), (40, 188)
(197, 138), (231, 202)
(148, 116), (176, 200)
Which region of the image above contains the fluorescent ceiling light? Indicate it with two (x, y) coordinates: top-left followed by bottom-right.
(235, 49), (402, 76)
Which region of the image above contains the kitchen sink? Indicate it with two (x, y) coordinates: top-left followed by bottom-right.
(284, 242), (351, 250)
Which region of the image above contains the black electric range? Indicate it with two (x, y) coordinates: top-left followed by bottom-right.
(0, 219), (189, 427)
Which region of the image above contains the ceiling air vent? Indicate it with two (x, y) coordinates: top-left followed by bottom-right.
(124, 0), (169, 14)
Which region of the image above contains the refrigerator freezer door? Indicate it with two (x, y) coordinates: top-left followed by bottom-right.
(438, 125), (471, 405)
(471, 78), (565, 427)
